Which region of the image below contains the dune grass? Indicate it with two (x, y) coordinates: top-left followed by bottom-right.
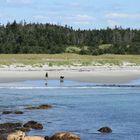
(0, 54), (140, 66)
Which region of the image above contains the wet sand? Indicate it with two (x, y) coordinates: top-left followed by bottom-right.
(0, 66), (140, 83)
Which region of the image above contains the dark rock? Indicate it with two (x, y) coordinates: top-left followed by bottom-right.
(0, 123), (22, 134)
(37, 104), (52, 109)
(14, 111), (23, 114)
(50, 132), (80, 140)
(98, 127), (112, 133)
(26, 104), (52, 110)
(0, 123), (22, 129)
(2, 111), (23, 115)
(2, 111), (12, 114)
(23, 121), (43, 130)
(45, 136), (50, 140)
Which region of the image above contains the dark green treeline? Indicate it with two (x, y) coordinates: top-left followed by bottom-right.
(0, 20), (140, 55)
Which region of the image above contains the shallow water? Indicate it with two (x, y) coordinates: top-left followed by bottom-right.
(0, 80), (140, 140)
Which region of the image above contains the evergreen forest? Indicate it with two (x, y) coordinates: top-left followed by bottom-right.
(0, 21), (140, 55)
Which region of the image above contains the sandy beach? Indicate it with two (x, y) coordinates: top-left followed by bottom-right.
(1, 65), (140, 83)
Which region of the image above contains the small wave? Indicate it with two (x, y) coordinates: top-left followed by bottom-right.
(0, 86), (111, 89)
(0, 85), (139, 89)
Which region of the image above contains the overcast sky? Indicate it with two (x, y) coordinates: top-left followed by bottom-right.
(0, 0), (140, 29)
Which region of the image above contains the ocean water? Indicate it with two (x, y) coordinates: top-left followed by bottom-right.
(0, 79), (140, 140)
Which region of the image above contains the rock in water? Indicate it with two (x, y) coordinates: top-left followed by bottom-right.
(2, 111), (23, 115)
(26, 104), (52, 110)
(23, 121), (43, 130)
(14, 111), (23, 114)
(50, 132), (80, 140)
(2, 111), (13, 114)
(0, 123), (22, 129)
(0, 123), (22, 134)
(98, 127), (112, 133)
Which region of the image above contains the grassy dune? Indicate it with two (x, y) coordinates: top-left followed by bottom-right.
(0, 54), (140, 66)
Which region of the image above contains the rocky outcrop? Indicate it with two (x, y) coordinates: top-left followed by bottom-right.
(98, 127), (112, 133)
(25, 104), (52, 110)
(23, 121), (43, 130)
(0, 120), (43, 135)
(6, 131), (80, 140)
(0, 123), (22, 134)
(49, 132), (80, 140)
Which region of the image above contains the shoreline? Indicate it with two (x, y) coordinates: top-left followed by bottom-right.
(0, 66), (140, 83)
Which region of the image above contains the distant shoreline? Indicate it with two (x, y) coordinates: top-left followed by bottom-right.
(0, 65), (140, 84)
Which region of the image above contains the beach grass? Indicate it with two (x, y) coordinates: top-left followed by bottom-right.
(0, 54), (140, 66)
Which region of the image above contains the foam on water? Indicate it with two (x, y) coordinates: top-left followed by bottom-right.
(0, 86), (124, 90)
(0, 85), (139, 90)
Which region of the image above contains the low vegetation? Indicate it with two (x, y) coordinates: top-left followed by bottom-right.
(0, 54), (140, 66)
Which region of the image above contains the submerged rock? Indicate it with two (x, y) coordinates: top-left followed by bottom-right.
(23, 121), (43, 130)
(2, 111), (12, 114)
(26, 104), (52, 110)
(98, 127), (112, 133)
(14, 111), (24, 114)
(50, 132), (80, 140)
(2, 111), (23, 115)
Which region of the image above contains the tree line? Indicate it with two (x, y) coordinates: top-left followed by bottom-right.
(0, 20), (140, 55)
